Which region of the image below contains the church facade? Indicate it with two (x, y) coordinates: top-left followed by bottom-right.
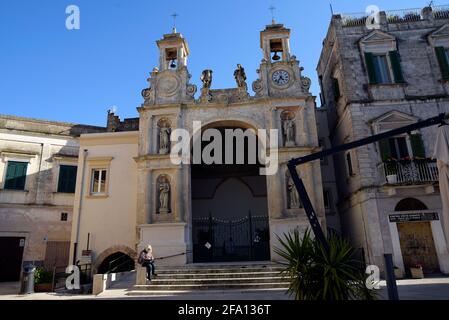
(69, 23), (326, 279)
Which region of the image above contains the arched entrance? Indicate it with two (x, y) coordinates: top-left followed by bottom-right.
(97, 252), (135, 274)
(191, 123), (270, 262)
(395, 198), (440, 274)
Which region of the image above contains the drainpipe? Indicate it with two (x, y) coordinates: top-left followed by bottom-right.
(73, 149), (88, 264)
(34, 143), (44, 204)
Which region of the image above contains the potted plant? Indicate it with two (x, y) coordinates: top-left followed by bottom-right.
(385, 160), (398, 184)
(394, 266), (403, 279)
(410, 264), (424, 279)
(34, 267), (54, 292)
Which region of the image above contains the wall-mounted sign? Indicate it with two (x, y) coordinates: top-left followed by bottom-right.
(389, 212), (439, 223)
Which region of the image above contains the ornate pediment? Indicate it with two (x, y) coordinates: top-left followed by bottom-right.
(359, 30), (397, 53)
(360, 30), (396, 44)
(370, 111), (419, 133)
(428, 24), (449, 47)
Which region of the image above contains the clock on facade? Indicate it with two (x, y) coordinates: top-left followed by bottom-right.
(272, 70), (290, 86)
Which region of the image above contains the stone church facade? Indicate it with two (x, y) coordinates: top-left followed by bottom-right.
(69, 23), (326, 279)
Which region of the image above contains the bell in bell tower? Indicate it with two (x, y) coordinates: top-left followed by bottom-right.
(141, 21), (197, 106)
(252, 15), (311, 98)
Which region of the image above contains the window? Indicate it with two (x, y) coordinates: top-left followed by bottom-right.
(57, 165), (77, 193)
(323, 189), (332, 210)
(379, 134), (425, 161)
(4, 161), (28, 190)
(319, 139), (328, 165)
(435, 47), (449, 80)
(346, 152), (354, 177)
(332, 77), (341, 101)
(365, 51), (405, 84)
(373, 54), (392, 84)
(90, 169), (107, 195)
(61, 212), (68, 221)
(388, 137), (409, 160)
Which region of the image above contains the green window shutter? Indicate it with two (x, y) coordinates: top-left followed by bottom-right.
(379, 139), (392, 161)
(5, 161), (28, 190)
(435, 46), (449, 80)
(389, 51), (405, 83)
(332, 78), (341, 101)
(410, 134), (426, 159)
(58, 165), (77, 193)
(364, 52), (378, 84)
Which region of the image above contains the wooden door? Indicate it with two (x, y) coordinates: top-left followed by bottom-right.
(0, 237), (25, 282)
(44, 241), (70, 273)
(397, 222), (440, 274)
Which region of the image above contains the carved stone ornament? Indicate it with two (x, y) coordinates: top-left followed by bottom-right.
(287, 176), (300, 209)
(301, 77), (311, 92)
(157, 175), (171, 214)
(281, 111), (296, 147)
(186, 84), (197, 98)
(157, 73), (181, 97)
(234, 64), (247, 89)
(200, 69), (213, 89)
(252, 79), (263, 96)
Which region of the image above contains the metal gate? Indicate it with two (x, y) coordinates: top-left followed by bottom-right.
(192, 212), (270, 262)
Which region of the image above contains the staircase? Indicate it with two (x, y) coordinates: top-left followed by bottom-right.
(132, 263), (289, 295)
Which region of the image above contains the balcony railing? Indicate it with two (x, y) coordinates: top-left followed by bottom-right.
(378, 159), (439, 185)
(433, 5), (449, 19)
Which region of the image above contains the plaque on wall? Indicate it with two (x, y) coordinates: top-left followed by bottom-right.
(389, 212), (439, 223)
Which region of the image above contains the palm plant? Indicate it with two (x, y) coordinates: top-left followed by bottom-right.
(274, 229), (377, 300)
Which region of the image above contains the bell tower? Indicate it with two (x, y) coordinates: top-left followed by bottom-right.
(141, 29), (197, 106)
(260, 23), (292, 63)
(157, 30), (189, 71)
(252, 22), (311, 98)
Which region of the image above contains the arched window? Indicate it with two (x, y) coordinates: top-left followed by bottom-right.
(395, 198), (428, 211)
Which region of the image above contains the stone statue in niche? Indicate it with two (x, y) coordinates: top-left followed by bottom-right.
(200, 69), (213, 89)
(283, 118), (296, 147)
(158, 179), (170, 214)
(158, 124), (171, 155)
(234, 64), (247, 89)
(287, 177), (300, 209)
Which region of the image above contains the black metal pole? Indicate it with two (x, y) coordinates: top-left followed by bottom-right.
(384, 254), (399, 300)
(290, 113), (448, 167)
(286, 113), (447, 299)
(287, 163), (329, 251)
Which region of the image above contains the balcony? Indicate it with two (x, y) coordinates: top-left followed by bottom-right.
(378, 159), (439, 186)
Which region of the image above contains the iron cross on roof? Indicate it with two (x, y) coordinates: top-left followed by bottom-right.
(171, 12), (178, 33)
(269, 6), (276, 24)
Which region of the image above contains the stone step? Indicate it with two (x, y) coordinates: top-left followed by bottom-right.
(134, 282), (290, 291)
(155, 267), (284, 274)
(126, 288), (290, 297)
(154, 271), (284, 279)
(147, 276), (289, 286)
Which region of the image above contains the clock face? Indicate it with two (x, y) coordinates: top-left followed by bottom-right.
(272, 70), (290, 86)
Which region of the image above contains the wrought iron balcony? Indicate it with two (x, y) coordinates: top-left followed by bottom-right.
(378, 159), (439, 186)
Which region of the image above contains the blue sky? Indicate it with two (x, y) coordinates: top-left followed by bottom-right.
(0, 0), (429, 126)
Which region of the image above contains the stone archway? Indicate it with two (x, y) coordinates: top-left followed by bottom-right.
(190, 121), (270, 263)
(93, 245), (136, 274)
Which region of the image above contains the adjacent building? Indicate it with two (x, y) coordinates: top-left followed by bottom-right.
(317, 5), (449, 275)
(0, 115), (103, 282)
